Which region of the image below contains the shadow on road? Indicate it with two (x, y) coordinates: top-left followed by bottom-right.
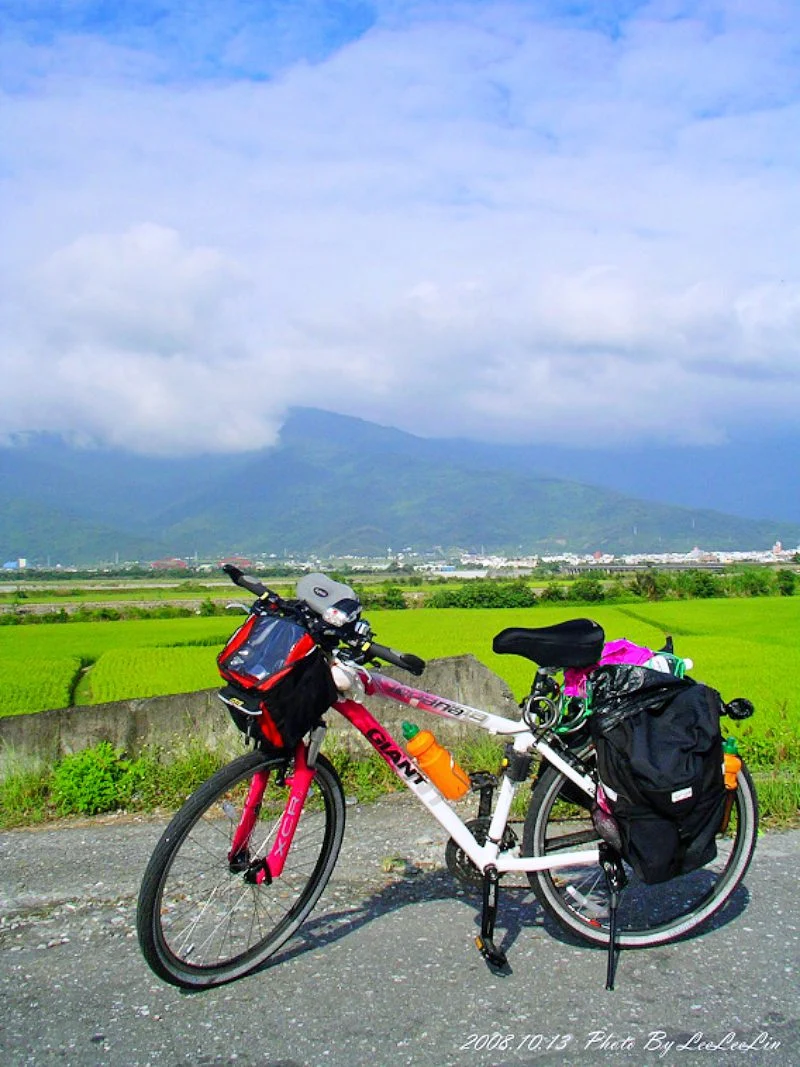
(226, 864), (754, 987)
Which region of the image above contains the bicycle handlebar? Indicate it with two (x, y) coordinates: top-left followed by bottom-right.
(222, 564), (270, 599)
(365, 640), (426, 677)
(222, 564), (425, 674)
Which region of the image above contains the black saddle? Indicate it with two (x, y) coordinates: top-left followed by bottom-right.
(492, 618), (605, 669)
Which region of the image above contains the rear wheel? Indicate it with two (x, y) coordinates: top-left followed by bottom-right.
(137, 750), (345, 988)
(523, 756), (758, 948)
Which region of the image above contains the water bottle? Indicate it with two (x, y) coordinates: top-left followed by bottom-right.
(723, 736), (742, 790)
(402, 722), (470, 800)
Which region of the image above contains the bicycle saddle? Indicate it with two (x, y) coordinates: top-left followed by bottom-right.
(492, 618), (605, 668)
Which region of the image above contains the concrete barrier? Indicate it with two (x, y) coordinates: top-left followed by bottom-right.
(0, 655), (520, 772)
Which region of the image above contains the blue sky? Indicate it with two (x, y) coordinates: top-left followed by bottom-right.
(1, 0), (799, 456)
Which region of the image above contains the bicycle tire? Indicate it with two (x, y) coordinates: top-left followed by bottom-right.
(137, 749), (345, 988)
(523, 755), (758, 948)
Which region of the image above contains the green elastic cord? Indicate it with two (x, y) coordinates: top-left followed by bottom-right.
(670, 654), (687, 679)
(555, 693), (591, 732)
(648, 652), (687, 678)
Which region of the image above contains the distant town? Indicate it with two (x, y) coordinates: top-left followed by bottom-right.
(3, 541), (798, 578)
(417, 541), (799, 577)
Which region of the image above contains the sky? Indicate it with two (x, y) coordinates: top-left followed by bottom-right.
(1, 0), (799, 456)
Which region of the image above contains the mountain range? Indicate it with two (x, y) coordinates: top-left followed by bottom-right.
(1, 409), (798, 565)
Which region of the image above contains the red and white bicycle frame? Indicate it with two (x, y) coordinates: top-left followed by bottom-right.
(230, 657), (600, 883)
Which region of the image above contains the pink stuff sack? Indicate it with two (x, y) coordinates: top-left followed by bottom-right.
(563, 638), (653, 697)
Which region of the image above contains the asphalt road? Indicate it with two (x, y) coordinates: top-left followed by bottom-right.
(1, 796), (797, 1067)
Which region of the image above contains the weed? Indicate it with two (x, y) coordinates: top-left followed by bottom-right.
(325, 744), (401, 803)
(0, 765), (51, 826)
(751, 768), (800, 828)
(453, 734), (505, 775)
(123, 743), (228, 811)
(51, 741), (132, 816)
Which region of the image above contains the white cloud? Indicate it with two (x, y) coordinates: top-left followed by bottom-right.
(37, 225), (245, 353)
(1, 0), (799, 453)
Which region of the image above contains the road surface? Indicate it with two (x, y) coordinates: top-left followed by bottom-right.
(1, 796), (797, 1067)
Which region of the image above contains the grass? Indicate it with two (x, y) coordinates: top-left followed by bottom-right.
(76, 645), (221, 704)
(0, 656), (85, 716)
(0, 598), (797, 824)
(0, 735), (510, 829)
(0, 741), (232, 828)
(0, 749), (52, 826)
(0, 582), (287, 605)
(3, 595), (798, 719)
(2, 730), (792, 831)
(367, 604), (668, 697)
(0, 617), (233, 713)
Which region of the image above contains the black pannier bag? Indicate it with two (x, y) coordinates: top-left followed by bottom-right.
(589, 664), (726, 884)
(217, 612), (338, 749)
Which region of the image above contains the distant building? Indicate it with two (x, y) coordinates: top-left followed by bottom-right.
(219, 556), (253, 569)
(150, 558), (189, 570)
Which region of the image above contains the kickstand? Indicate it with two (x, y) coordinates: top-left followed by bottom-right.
(475, 866), (507, 970)
(600, 844), (627, 990)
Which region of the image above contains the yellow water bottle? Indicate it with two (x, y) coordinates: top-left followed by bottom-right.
(402, 722), (470, 800)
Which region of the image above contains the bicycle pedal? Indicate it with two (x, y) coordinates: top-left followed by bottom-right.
(475, 934), (507, 969)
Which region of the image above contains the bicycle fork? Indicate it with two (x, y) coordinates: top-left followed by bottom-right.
(228, 729), (326, 885)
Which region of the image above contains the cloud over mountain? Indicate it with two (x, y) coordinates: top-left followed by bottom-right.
(1, 1), (799, 455)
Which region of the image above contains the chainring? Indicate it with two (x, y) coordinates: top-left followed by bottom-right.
(445, 817), (519, 887)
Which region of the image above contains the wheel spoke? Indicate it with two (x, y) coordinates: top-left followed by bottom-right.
(524, 755), (758, 948)
(137, 752), (345, 988)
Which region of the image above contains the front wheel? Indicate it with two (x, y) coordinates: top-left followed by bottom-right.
(523, 757), (758, 948)
(137, 750), (345, 988)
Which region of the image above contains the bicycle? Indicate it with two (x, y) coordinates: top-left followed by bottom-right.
(136, 567), (758, 990)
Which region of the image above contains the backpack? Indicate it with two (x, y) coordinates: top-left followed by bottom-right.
(588, 663), (726, 884)
(217, 612), (338, 749)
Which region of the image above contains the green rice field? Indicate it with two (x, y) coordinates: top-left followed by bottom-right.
(0, 617), (232, 714)
(1, 599), (798, 770)
(372, 598), (799, 709)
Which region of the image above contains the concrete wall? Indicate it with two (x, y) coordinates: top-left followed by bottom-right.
(0, 655), (520, 771)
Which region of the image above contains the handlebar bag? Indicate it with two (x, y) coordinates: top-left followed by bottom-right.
(588, 664), (725, 884)
(217, 613), (338, 749)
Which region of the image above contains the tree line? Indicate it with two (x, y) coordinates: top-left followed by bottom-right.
(361, 567), (797, 609)
(0, 567), (795, 625)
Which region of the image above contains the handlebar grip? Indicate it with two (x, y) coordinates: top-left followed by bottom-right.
(366, 641), (426, 677)
(725, 698), (754, 721)
(222, 563), (268, 598)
